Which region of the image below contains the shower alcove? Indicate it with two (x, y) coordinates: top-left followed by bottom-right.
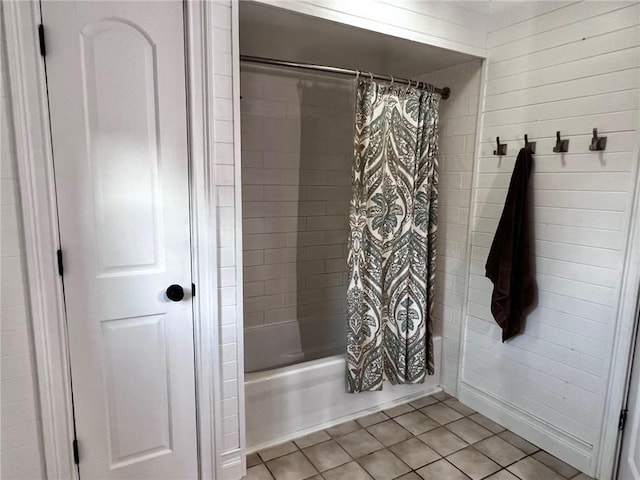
(239, 1), (484, 451)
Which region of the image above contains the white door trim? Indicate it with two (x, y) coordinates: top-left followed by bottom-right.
(597, 144), (640, 479)
(2, 2), (225, 478)
(185, 1), (223, 478)
(3, 2), (76, 478)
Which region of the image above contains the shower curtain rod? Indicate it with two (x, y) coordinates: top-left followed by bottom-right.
(240, 55), (451, 100)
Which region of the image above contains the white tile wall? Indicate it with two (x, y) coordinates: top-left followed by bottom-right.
(460, 1), (640, 472)
(240, 66), (353, 370)
(418, 60), (483, 395)
(0, 7), (45, 478)
(212, 0), (245, 457)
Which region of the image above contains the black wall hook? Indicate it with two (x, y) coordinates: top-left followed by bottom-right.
(589, 128), (607, 151)
(553, 131), (569, 153)
(524, 134), (536, 154)
(493, 137), (507, 156)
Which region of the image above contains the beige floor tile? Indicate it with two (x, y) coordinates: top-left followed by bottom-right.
(532, 451), (580, 478)
(302, 440), (351, 472)
(367, 420), (413, 446)
(444, 399), (476, 416)
(394, 411), (439, 435)
(418, 427), (468, 456)
(469, 413), (505, 434)
(447, 447), (501, 480)
(326, 420), (360, 438)
(322, 461), (373, 480)
(416, 458), (470, 480)
(266, 451), (318, 480)
(293, 430), (331, 449)
(383, 403), (415, 418)
(247, 452), (262, 467)
(473, 435), (527, 467)
(432, 391), (453, 401)
(259, 442), (299, 462)
(498, 430), (539, 455)
(421, 403), (464, 425)
(336, 428), (384, 458)
(396, 473), (422, 480)
(358, 449), (411, 480)
(244, 464), (274, 480)
(507, 456), (565, 480)
(485, 470), (520, 480)
(445, 418), (493, 444)
(389, 437), (440, 470)
(410, 395), (439, 409)
(357, 411), (389, 428)
(251, 400), (589, 480)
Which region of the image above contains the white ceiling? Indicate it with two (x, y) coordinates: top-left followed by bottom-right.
(239, 2), (481, 79)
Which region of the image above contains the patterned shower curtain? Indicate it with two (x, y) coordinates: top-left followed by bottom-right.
(346, 79), (439, 393)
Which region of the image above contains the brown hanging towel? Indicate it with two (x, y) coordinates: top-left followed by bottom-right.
(485, 147), (536, 342)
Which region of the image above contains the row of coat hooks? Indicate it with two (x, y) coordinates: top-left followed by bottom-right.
(493, 128), (607, 156)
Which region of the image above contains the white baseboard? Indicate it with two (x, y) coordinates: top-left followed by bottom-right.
(458, 381), (594, 476)
(221, 449), (244, 480)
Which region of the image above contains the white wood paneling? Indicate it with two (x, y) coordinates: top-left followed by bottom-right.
(249, 0), (488, 58)
(459, 1), (640, 476)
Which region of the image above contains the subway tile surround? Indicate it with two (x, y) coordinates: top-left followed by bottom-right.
(241, 393), (592, 480)
(241, 61), (483, 376)
(241, 65), (354, 370)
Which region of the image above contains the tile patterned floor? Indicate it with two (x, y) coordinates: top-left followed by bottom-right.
(243, 392), (595, 480)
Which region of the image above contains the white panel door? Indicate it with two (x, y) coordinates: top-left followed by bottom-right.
(619, 311), (640, 480)
(41, 2), (198, 478)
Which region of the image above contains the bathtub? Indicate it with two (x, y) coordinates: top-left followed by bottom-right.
(245, 335), (442, 451)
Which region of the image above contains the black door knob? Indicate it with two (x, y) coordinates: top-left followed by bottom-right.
(166, 284), (185, 302)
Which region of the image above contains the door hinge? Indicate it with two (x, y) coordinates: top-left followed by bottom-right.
(192, 283), (196, 297)
(619, 409), (629, 431)
(38, 24), (46, 57)
(72, 439), (79, 464)
(57, 249), (63, 276)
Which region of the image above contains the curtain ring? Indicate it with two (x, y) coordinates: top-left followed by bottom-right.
(368, 71), (374, 82)
(390, 75), (394, 87)
(404, 78), (412, 95)
(355, 70), (360, 83)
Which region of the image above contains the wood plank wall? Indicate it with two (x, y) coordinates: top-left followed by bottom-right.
(459, 2), (640, 475)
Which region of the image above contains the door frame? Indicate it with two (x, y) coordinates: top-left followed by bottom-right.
(2, 1), (233, 478)
(603, 145), (640, 480)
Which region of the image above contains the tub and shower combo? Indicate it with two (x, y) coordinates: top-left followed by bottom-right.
(240, 59), (444, 451)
